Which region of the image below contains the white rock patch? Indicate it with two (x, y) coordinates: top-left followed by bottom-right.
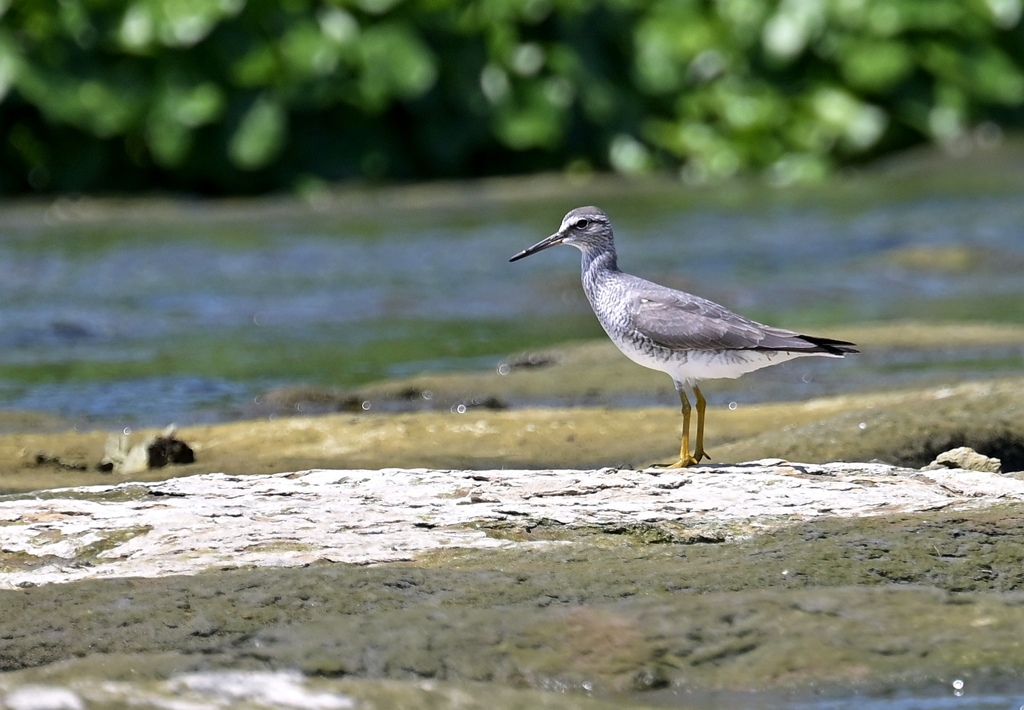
(3, 462), (1023, 588)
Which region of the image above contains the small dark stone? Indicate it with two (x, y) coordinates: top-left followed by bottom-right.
(147, 436), (195, 469)
(464, 396), (508, 410)
(396, 387), (423, 400)
(32, 453), (88, 471)
(336, 395), (365, 412)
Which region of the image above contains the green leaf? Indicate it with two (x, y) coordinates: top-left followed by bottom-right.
(922, 41), (1024, 104)
(355, 24), (438, 109)
(146, 116), (192, 167)
(494, 100), (562, 149)
(228, 95), (287, 170)
(145, 82), (224, 167)
(0, 31), (18, 102)
(838, 39), (914, 93)
(231, 45), (279, 88)
(280, 20), (341, 78)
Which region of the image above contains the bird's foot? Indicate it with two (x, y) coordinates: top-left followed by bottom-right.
(652, 449), (711, 469)
(654, 455), (701, 469)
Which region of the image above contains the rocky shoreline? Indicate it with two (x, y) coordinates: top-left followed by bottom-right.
(2, 328), (1024, 707)
(4, 454), (1024, 707)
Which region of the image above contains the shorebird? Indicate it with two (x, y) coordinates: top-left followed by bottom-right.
(510, 206), (858, 468)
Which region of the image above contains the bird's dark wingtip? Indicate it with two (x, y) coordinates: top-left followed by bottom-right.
(801, 335), (858, 355)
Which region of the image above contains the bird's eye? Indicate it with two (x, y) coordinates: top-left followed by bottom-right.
(575, 219), (589, 229)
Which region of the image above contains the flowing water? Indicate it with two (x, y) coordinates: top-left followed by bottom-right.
(1, 150), (1023, 428)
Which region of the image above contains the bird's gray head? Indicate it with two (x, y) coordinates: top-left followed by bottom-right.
(509, 206), (615, 263)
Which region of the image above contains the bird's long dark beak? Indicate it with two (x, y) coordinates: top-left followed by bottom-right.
(509, 232), (564, 262)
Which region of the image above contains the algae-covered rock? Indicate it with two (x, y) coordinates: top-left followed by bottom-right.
(6, 505), (1024, 697)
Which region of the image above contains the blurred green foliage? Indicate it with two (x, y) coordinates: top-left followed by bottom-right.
(1, 0), (1022, 194)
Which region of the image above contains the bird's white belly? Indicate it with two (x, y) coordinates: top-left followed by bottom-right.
(611, 335), (823, 385)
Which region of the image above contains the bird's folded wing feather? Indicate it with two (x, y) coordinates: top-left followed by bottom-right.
(626, 286), (816, 352)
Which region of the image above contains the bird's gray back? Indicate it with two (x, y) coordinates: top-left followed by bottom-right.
(586, 269), (833, 355)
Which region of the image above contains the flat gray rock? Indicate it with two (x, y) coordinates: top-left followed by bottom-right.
(3, 461), (1024, 589)
(0, 669), (641, 710)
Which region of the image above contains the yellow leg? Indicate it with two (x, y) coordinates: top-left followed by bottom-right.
(661, 388), (701, 468)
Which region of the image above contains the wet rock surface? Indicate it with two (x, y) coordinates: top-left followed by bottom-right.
(1, 330), (1023, 705)
(3, 462), (1024, 702)
(3, 502), (1024, 701)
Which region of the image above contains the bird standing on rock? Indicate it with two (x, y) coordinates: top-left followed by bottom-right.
(510, 206), (858, 468)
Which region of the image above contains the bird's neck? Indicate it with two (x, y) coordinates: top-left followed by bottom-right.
(580, 248), (619, 311)
(581, 247), (618, 281)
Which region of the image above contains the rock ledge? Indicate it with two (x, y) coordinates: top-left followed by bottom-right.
(3, 461), (1023, 588)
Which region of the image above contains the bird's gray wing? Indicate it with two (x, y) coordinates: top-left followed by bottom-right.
(624, 281), (817, 352)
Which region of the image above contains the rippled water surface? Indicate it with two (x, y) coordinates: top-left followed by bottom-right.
(1, 154), (1023, 426)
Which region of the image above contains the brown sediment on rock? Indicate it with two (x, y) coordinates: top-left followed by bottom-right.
(2, 376), (1022, 496)
(253, 321), (1024, 416)
(716, 377), (1024, 471)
